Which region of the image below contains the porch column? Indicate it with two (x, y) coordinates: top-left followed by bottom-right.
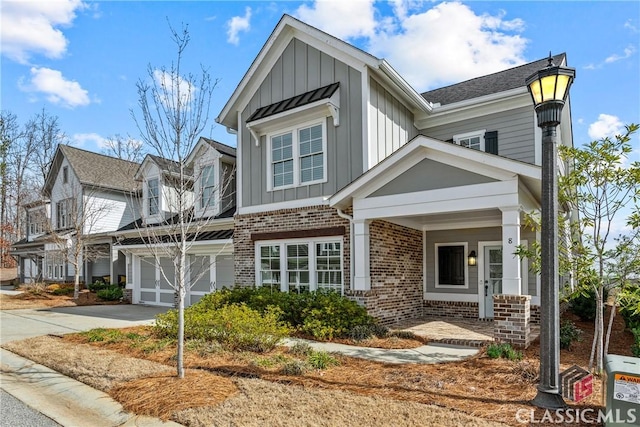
(110, 242), (118, 285)
(353, 219), (371, 291)
(500, 207), (522, 295)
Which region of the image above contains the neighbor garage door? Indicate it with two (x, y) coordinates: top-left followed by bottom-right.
(137, 257), (175, 307)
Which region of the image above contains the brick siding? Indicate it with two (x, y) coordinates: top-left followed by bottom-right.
(493, 294), (531, 348)
(423, 300), (480, 319)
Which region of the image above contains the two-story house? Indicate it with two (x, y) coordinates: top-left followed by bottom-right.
(10, 200), (50, 283)
(113, 137), (237, 307)
(217, 15), (573, 347)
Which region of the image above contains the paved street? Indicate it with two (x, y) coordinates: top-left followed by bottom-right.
(1, 390), (61, 427)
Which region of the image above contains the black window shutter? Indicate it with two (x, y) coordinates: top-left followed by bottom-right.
(485, 131), (498, 155)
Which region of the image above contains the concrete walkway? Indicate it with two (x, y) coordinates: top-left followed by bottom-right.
(284, 338), (479, 364)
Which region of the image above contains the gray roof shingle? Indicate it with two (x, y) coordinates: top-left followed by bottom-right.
(201, 138), (236, 158)
(422, 53), (567, 106)
(57, 145), (140, 192)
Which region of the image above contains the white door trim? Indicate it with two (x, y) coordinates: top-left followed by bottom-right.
(478, 241), (501, 319)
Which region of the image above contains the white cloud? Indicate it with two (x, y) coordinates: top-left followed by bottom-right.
(588, 114), (624, 140)
(20, 67), (90, 108)
(153, 69), (195, 108)
(0, 0), (85, 63)
(624, 19), (638, 33)
(604, 45), (636, 64)
(226, 7), (251, 45)
(294, 1), (527, 91)
(72, 132), (106, 148)
(296, 0), (377, 39)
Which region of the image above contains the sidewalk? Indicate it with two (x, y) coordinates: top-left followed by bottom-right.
(283, 338), (479, 364)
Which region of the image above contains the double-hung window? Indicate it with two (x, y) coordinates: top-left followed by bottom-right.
(269, 121), (326, 190)
(200, 165), (215, 209)
(148, 178), (159, 215)
(257, 238), (343, 293)
(454, 130), (485, 151)
(56, 199), (72, 229)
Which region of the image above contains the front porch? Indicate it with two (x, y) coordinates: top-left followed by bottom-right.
(391, 316), (541, 348)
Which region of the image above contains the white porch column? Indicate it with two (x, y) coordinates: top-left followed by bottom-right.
(353, 219), (371, 291)
(110, 243), (118, 285)
(500, 206), (522, 295)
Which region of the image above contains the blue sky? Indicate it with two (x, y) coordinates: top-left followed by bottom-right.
(2, 0), (638, 160)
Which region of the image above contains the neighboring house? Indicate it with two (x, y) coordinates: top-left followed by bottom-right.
(10, 200), (50, 283)
(113, 137), (236, 307)
(12, 145), (140, 284)
(217, 15), (574, 347)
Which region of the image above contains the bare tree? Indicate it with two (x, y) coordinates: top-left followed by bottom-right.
(102, 134), (146, 163)
(0, 111), (21, 267)
(131, 23), (219, 378)
(28, 108), (66, 187)
(46, 179), (113, 299)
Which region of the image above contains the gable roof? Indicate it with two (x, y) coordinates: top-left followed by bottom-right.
(201, 138), (236, 158)
(329, 135), (541, 210)
(44, 145), (140, 195)
(247, 82), (340, 122)
(422, 53), (566, 106)
(137, 154), (194, 180)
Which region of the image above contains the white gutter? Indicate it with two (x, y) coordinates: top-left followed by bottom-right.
(379, 60), (433, 114)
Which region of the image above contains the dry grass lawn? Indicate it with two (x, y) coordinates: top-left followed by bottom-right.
(2, 308), (635, 427)
(0, 292), (76, 310)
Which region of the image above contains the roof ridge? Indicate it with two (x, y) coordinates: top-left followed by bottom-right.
(59, 144), (141, 166)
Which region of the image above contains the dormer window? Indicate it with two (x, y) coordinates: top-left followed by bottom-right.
(148, 178), (159, 215)
(200, 165), (215, 208)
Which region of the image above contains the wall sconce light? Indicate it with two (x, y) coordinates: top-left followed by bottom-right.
(468, 251), (477, 266)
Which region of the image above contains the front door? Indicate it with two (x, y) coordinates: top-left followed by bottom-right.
(483, 246), (503, 319)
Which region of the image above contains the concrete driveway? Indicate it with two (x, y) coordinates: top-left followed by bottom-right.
(0, 305), (169, 345)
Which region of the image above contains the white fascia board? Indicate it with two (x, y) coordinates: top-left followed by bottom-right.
(237, 196), (328, 215)
(217, 16), (377, 130)
(417, 88), (530, 129)
(378, 61), (432, 115)
(353, 180), (519, 221)
(117, 239), (233, 253)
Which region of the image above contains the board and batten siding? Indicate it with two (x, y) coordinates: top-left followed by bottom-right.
(368, 77), (418, 167)
(421, 106), (536, 164)
(425, 226), (538, 296)
(240, 38), (363, 208)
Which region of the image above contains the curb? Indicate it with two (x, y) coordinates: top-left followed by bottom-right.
(0, 348), (183, 427)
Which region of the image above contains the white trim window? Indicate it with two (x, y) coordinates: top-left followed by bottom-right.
(55, 198), (73, 229)
(147, 178), (159, 215)
(454, 130), (485, 151)
(256, 237), (343, 293)
(435, 242), (469, 289)
(200, 164), (216, 209)
(267, 120), (327, 190)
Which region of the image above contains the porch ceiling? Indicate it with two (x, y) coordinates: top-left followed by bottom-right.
(384, 208), (503, 231)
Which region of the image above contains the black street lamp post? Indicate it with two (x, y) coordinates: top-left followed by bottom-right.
(526, 54), (575, 409)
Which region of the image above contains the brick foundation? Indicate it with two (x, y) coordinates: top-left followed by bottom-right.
(122, 288), (133, 304)
(531, 304), (540, 324)
(493, 294), (531, 348)
(423, 300), (480, 319)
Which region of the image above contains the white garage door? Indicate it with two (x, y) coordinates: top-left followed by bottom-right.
(188, 255), (212, 306)
(138, 257), (175, 307)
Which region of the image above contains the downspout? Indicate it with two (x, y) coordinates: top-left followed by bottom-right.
(335, 208), (353, 297)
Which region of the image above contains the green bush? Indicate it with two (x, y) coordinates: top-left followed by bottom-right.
(155, 303), (290, 352)
(631, 328), (640, 358)
(307, 350), (340, 369)
(486, 343), (523, 361)
(618, 286), (640, 330)
(570, 286), (608, 321)
(281, 360), (308, 376)
(348, 325), (374, 341)
(560, 320), (583, 350)
(51, 286), (75, 296)
(87, 281), (110, 292)
(289, 341), (313, 356)
(190, 287), (375, 340)
(97, 285), (123, 301)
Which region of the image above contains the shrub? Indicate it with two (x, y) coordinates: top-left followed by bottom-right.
(97, 285), (123, 301)
(388, 330), (418, 340)
(570, 286), (608, 322)
(307, 350), (339, 369)
(348, 325), (374, 341)
(188, 287), (375, 340)
(631, 328), (640, 358)
(289, 341), (313, 356)
(618, 286), (640, 330)
(87, 281), (110, 292)
(370, 323), (389, 338)
(155, 303), (291, 352)
(51, 286), (75, 296)
(281, 360), (308, 376)
(45, 284), (61, 292)
(559, 320), (583, 350)
(486, 343), (522, 361)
